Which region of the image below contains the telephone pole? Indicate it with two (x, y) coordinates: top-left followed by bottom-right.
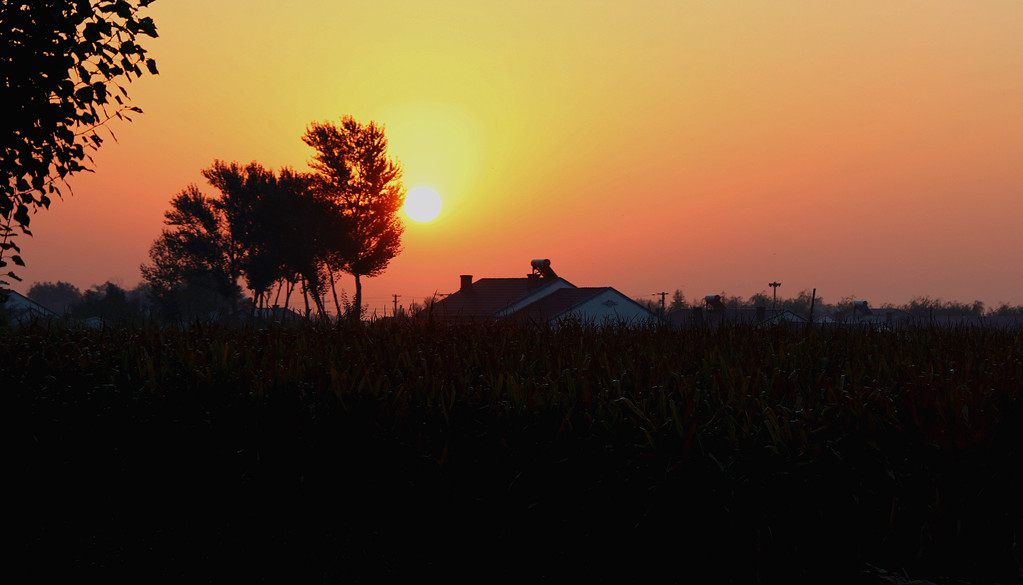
(392, 294), (401, 316)
(769, 282), (781, 311)
(653, 292), (668, 316)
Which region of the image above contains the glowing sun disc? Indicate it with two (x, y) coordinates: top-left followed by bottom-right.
(404, 186), (442, 222)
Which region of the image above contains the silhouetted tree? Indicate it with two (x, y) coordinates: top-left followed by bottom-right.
(143, 161), (352, 320)
(27, 280), (82, 314)
(1, 0), (158, 284)
(199, 161), (351, 318)
(199, 160), (285, 309)
(780, 290), (820, 317)
(667, 289), (687, 312)
(303, 116), (405, 321)
(141, 185), (241, 320)
(901, 296), (985, 318)
(989, 303), (1023, 317)
(72, 281), (145, 323)
(748, 291), (771, 308)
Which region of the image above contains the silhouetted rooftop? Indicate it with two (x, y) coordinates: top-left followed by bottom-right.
(513, 287), (613, 322)
(428, 277), (569, 320)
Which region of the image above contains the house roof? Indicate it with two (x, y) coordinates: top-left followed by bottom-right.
(513, 287), (613, 322)
(428, 277), (570, 319)
(1, 289), (59, 323)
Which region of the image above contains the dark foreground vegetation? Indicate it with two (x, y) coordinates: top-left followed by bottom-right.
(6, 319), (1022, 583)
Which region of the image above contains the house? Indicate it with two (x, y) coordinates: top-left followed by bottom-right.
(0, 289), (59, 325)
(513, 287), (656, 326)
(426, 259), (656, 326)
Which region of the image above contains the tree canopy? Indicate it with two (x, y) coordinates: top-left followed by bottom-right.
(141, 116), (404, 322)
(1, 0), (159, 285)
(141, 161), (355, 321)
(304, 116), (405, 320)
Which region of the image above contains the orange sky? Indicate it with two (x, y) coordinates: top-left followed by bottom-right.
(12, 0), (1023, 313)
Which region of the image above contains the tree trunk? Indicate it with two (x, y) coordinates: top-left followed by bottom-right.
(329, 268), (342, 318)
(352, 273), (362, 322)
(284, 279), (295, 311)
(301, 275), (311, 318)
(309, 274), (326, 318)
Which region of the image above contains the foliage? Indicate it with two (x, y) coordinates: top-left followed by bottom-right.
(140, 184), (242, 320)
(1, 0), (159, 284)
(667, 288), (687, 312)
(902, 295), (985, 318)
(142, 161), (356, 321)
(5, 320), (1022, 581)
(26, 280), (82, 313)
(304, 116), (405, 320)
(70, 280), (146, 323)
(990, 302), (1023, 317)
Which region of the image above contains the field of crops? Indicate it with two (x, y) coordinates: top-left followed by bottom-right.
(6, 319), (1022, 583)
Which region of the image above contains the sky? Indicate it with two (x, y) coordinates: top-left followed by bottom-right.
(12, 0), (1023, 314)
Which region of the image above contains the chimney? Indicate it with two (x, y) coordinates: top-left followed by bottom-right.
(460, 275), (473, 291)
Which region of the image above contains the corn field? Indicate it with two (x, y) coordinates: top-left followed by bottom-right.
(6, 319), (1022, 583)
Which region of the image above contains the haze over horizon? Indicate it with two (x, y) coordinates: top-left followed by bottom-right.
(10, 1), (1023, 313)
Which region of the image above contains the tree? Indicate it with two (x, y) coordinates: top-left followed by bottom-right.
(303, 116), (405, 321)
(667, 289), (687, 313)
(27, 280), (82, 314)
(72, 281), (144, 323)
(142, 161), (348, 321)
(199, 161), (348, 318)
(140, 185), (241, 320)
(1, 0), (159, 285)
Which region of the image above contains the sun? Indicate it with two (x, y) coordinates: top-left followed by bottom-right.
(404, 186), (442, 222)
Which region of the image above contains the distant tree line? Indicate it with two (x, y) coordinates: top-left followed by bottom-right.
(638, 289), (1023, 319)
(23, 280), (149, 324)
(140, 116), (405, 322)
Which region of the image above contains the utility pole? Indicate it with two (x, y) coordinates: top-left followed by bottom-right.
(392, 294), (401, 317)
(653, 292), (668, 316)
(809, 288), (816, 324)
(769, 282), (781, 311)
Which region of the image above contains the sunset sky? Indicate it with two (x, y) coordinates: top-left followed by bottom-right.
(12, 0), (1023, 313)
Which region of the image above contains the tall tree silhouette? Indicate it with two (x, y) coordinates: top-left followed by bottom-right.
(201, 161), (348, 317)
(303, 116), (405, 321)
(141, 185), (241, 319)
(1, 0), (159, 286)
(142, 161), (348, 320)
(200, 161), (280, 308)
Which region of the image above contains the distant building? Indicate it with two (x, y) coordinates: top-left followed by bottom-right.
(426, 259), (656, 326)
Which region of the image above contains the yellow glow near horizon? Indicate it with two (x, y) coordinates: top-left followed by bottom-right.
(9, 0), (1023, 312)
(404, 187), (442, 222)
